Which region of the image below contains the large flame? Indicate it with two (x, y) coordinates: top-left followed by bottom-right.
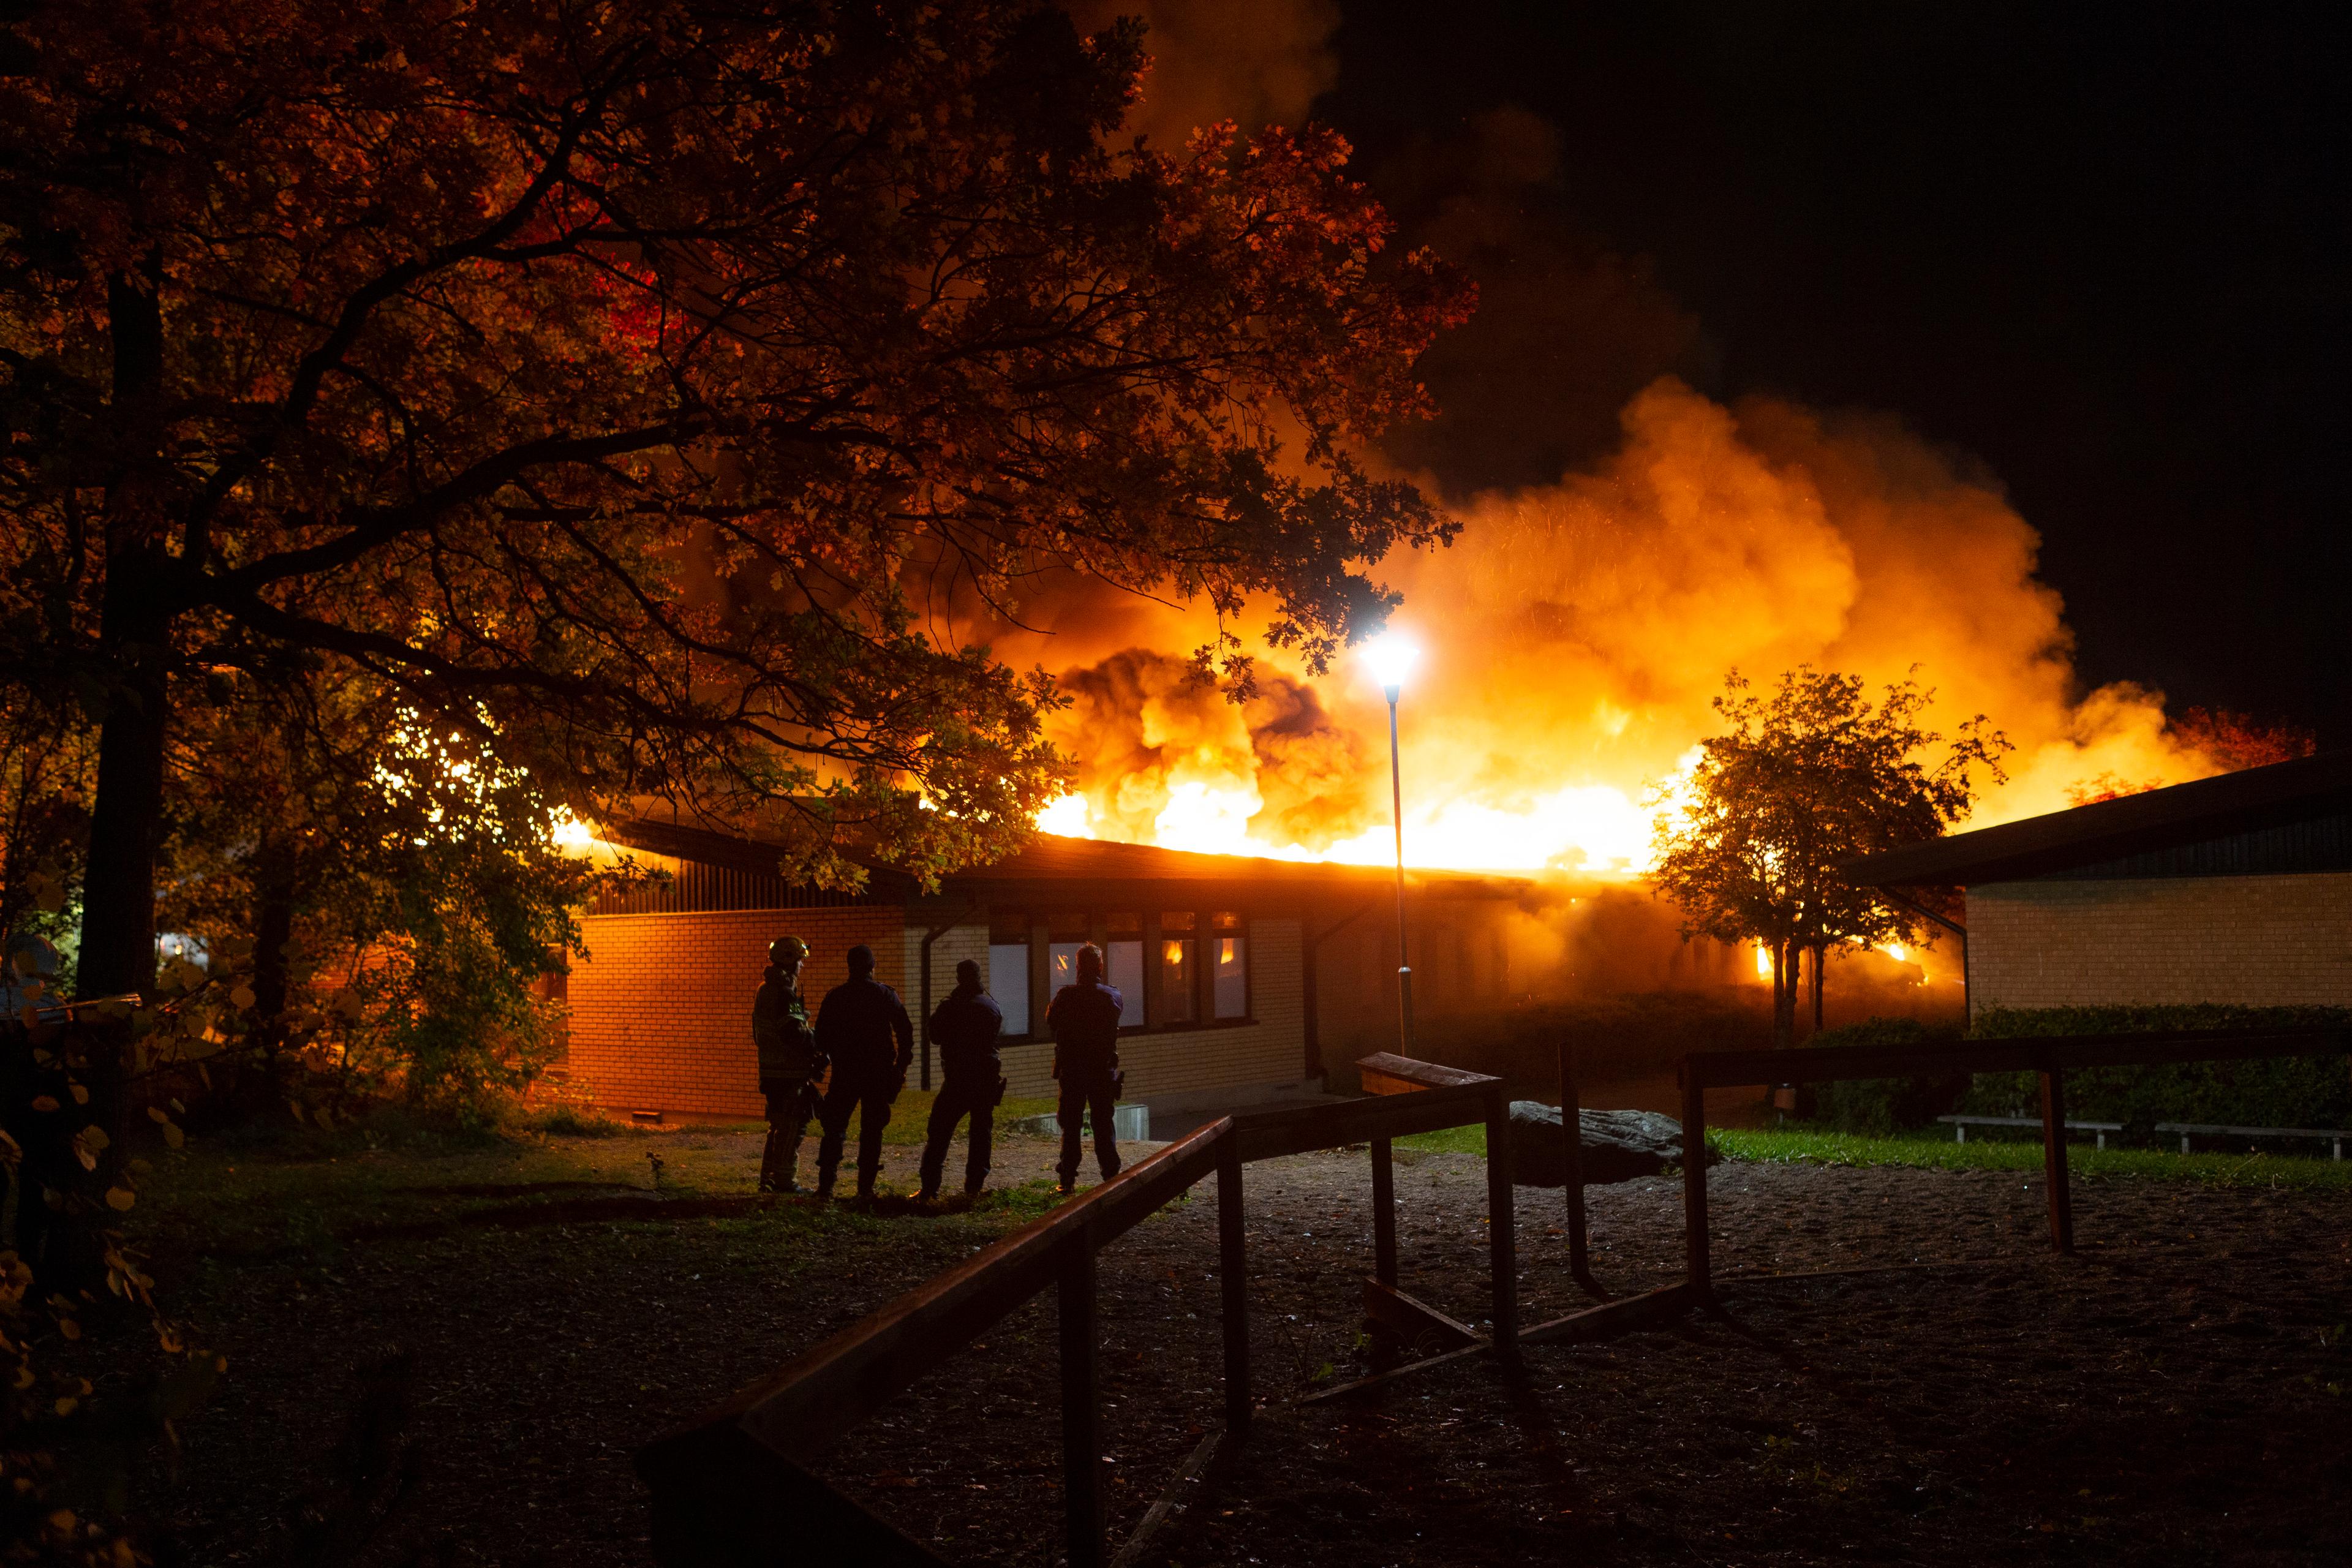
(1021, 379), (2235, 880)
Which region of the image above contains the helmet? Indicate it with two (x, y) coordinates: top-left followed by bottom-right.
(769, 936), (809, 967)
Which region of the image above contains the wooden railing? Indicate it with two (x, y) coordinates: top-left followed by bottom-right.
(636, 1058), (1517, 1568)
(1675, 1026), (2352, 1293)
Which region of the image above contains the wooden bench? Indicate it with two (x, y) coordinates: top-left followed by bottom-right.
(2154, 1121), (2345, 1159)
(1937, 1114), (2123, 1150)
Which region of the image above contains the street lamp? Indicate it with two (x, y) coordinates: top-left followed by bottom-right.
(1366, 632), (1420, 1053)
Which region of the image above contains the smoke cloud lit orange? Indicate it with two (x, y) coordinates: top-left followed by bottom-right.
(1023, 377), (2222, 875)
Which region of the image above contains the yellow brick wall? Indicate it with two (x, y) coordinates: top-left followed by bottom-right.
(565, 909), (1313, 1115)
(568, 908), (907, 1118)
(978, 917), (1310, 1101)
(1967, 873), (2352, 1015)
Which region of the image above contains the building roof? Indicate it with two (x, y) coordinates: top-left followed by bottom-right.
(607, 815), (1529, 905)
(1844, 750), (2352, 888)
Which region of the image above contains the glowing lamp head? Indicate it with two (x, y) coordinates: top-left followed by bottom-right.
(1365, 632), (1420, 699)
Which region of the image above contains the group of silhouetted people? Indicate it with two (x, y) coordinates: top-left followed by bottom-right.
(750, 937), (1126, 1200)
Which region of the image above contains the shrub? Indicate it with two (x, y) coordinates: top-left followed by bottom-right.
(1801, 1016), (1968, 1133)
(1963, 1005), (2352, 1133)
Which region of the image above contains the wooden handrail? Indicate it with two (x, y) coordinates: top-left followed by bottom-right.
(1356, 1052), (1498, 1094)
(638, 1059), (1520, 1567)
(651, 1117), (1232, 1466)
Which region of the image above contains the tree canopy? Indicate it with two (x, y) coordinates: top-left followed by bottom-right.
(0, 0), (1473, 997)
(1649, 668), (2008, 1045)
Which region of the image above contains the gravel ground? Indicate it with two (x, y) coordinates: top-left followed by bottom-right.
(128, 1124), (2352, 1566)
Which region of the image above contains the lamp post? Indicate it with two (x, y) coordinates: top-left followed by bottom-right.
(1366, 633), (1420, 1054)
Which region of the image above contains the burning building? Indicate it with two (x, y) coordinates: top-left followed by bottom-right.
(1849, 751), (2352, 1016)
(552, 818), (1539, 1122)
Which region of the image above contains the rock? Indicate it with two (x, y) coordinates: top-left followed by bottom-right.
(1505, 1100), (1716, 1187)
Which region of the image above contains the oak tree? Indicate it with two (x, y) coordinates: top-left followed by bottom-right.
(1650, 668), (2008, 1047)
(0, 0), (1472, 1019)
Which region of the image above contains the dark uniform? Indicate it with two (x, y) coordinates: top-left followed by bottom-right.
(918, 961), (1006, 1200)
(813, 945), (914, 1199)
(752, 936), (821, 1193)
(1047, 950), (1124, 1189)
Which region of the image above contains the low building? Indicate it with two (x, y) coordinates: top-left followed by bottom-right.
(1847, 751), (2352, 1017)
(554, 820), (1536, 1121)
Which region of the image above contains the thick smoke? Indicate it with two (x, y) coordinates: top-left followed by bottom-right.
(1003, 5), (2226, 886)
(1046, 649), (1374, 850)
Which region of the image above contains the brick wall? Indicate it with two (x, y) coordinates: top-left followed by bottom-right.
(568, 908), (907, 1118)
(1967, 872), (2352, 1015)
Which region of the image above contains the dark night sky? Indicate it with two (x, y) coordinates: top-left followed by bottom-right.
(1313, 1), (2349, 741)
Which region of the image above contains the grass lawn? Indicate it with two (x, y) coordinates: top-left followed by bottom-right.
(1714, 1123), (2352, 1189)
(1399, 1118), (2352, 1190)
(135, 1090), (1071, 1259)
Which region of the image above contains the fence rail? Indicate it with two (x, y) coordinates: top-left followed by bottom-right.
(638, 1057), (1515, 1568)
(1676, 1025), (2352, 1292)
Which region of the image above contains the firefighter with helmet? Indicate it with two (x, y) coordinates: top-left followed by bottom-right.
(752, 935), (823, 1193)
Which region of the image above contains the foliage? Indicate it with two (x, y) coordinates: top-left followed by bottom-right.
(1801, 1016), (1967, 1134)
(1714, 1124), (2352, 1189)
(0, 0), (1474, 1011)
(1649, 668), (2007, 1046)
(0, 1071), (217, 1564)
(1962, 1006), (2352, 1133)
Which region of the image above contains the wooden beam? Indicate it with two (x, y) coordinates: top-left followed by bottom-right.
(1110, 1430), (1224, 1568)
(1518, 1283), (1695, 1346)
(2040, 1068), (2075, 1254)
(1681, 1066), (1711, 1300)
(1232, 1081), (1493, 1162)
(1370, 1136), (1398, 1287)
(1355, 1051), (1499, 1095)
(1216, 1136), (1251, 1436)
(1361, 1278), (1480, 1350)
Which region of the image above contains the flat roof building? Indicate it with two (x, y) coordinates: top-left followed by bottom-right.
(554, 820), (1537, 1121)
(1846, 752), (2352, 1017)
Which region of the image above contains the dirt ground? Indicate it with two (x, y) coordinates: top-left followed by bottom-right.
(124, 1121), (2352, 1566)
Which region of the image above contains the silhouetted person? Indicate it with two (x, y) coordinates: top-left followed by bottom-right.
(918, 959), (1006, 1201)
(813, 943), (914, 1199)
(752, 935), (821, 1193)
(1047, 943), (1123, 1191)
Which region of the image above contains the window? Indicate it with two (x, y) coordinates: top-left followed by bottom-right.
(1158, 911), (1199, 1026)
(1212, 911), (1249, 1020)
(988, 909), (1031, 1037)
(1106, 912), (1145, 1028)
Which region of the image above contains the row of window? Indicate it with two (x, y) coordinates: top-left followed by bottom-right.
(985, 909), (1250, 1039)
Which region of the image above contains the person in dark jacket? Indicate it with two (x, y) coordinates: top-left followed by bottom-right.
(918, 959), (1006, 1201)
(751, 935), (821, 1193)
(813, 943), (915, 1199)
(1046, 943), (1124, 1192)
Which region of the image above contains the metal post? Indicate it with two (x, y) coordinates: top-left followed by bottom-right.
(1058, 1237), (1103, 1568)
(1370, 1135), (1399, 1287)
(1484, 1085), (1517, 1349)
(1681, 1065), (1711, 1299)
(1385, 690), (1415, 1054)
(1559, 1036), (1591, 1289)
(1216, 1135), (1251, 1434)
(2039, 1066), (2074, 1254)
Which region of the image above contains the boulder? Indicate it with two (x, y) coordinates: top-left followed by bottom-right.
(1506, 1100), (1716, 1187)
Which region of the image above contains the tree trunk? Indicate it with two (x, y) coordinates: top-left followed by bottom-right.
(249, 835), (299, 1098)
(1771, 938), (1796, 1050)
(1811, 943), (1826, 1034)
